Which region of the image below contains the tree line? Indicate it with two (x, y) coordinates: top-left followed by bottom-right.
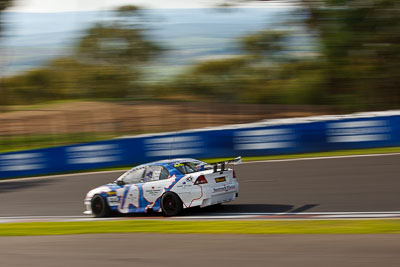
(1, 1), (400, 112)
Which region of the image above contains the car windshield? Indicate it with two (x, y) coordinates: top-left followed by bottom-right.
(117, 167), (145, 184)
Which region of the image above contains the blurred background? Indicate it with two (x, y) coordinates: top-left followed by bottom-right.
(0, 0), (399, 153)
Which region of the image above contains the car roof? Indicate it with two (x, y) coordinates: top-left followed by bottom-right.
(135, 158), (202, 169)
(152, 158), (200, 164)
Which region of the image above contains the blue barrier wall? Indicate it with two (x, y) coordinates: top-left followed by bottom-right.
(1, 112), (400, 179)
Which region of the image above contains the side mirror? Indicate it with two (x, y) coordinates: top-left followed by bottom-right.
(116, 180), (125, 186)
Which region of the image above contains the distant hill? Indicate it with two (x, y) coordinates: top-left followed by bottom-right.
(1, 8), (293, 79)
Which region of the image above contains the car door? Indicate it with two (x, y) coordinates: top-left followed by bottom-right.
(115, 167), (145, 213)
(142, 165), (167, 209)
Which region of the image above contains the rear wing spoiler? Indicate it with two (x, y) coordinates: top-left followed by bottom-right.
(209, 156), (242, 172)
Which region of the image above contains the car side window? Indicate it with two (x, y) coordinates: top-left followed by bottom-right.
(142, 165), (169, 182)
(159, 167), (169, 180)
(143, 165), (164, 182)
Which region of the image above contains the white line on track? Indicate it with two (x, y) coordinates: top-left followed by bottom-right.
(1, 211), (400, 223)
(0, 215), (91, 219)
(178, 211), (400, 220)
(1, 211), (398, 219)
(318, 214), (400, 218)
(241, 152), (400, 164)
(206, 211), (400, 215)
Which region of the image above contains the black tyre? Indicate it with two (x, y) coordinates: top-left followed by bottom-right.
(161, 192), (183, 217)
(91, 195), (111, 218)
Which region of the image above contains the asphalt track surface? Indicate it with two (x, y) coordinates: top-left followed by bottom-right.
(1, 154), (400, 267)
(1, 154), (399, 217)
(1, 234), (400, 267)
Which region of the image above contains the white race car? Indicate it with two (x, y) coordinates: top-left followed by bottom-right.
(84, 157), (241, 217)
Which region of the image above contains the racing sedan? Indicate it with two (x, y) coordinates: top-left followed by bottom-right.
(84, 157), (241, 217)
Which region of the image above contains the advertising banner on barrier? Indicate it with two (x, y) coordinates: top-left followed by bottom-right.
(1, 111), (400, 179)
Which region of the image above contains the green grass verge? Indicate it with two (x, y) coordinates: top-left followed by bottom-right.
(1, 219), (400, 236)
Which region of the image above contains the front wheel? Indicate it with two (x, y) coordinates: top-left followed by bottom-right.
(161, 192), (183, 217)
(91, 195), (110, 217)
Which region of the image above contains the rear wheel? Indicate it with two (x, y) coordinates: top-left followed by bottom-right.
(91, 195), (110, 217)
(161, 192), (183, 217)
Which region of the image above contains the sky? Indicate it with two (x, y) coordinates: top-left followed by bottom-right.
(8, 0), (287, 12)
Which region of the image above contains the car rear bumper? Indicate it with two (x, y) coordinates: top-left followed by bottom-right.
(197, 181), (239, 208)
(200, 191), (237, 207)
